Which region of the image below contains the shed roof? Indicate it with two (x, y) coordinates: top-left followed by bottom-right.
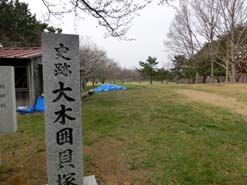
(0, 47), (42, 59)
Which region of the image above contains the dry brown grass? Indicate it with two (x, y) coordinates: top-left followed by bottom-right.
(176, 89), (247, 116)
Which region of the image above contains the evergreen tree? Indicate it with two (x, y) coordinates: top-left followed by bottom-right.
(156, 68), (168, 84)
(137, 56), (158, 84)
(0, 0), (61, 47)
(170, 55), (187, 83)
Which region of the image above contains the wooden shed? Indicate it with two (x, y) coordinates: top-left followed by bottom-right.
(0, 47), (43, 106)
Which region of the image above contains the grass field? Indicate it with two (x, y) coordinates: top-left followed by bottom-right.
(1, 83), (247, 185)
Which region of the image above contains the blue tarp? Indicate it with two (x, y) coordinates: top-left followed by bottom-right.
(34, 96), (45, 112)
(16, 96), (44, 113)
(92, 83), (126, 92)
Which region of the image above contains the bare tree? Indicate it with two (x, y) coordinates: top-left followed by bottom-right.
(218, 0), (247, 82)
(40, 0), (173, 39)
(80, 39), (109, 89)
(80, 39), (99, 89)
(106, 60), (121, 83)
(94, 57), (118, 84)
(116, 68), (141, 81)
(192, 0), (221, 82)
(166, 0), (247, 83)
(165, 0), (202, 83)
(80, 39), (122, 88)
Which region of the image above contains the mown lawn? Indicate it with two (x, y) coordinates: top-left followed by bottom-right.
(1, 83), (247, 185)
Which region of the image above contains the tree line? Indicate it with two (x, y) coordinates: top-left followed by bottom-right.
(165, 0), (247, 83)
(80, 39), (140, 89)
(4, 0), (247, 84)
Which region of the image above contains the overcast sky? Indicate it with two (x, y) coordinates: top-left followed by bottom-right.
(22, 1), (175, 69)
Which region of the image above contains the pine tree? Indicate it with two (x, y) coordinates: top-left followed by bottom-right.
(0, 0), (61, 47)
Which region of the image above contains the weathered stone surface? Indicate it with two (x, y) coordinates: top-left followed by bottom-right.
(46, 176), (98, 185)
(42, 33), (83, 185)
(83, 176), (98, 185)
(0, 66), (17, 133)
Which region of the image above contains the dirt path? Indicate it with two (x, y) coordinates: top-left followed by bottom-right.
(176, 89), (247, 116)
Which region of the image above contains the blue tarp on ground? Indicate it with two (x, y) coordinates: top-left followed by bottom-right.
(34, 96), (45, 112)
(92, 83), (126, 92)
(16, 96), (45, 113)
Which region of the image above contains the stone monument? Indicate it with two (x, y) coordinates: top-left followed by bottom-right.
(42, 33), (97, 185)
(0, 66), (17, 165)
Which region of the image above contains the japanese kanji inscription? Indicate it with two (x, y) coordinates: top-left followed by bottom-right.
(42, 33), (83, 185)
